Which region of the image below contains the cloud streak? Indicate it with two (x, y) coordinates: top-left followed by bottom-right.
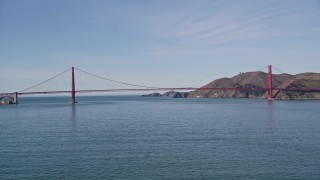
(140, 0), (319, 48)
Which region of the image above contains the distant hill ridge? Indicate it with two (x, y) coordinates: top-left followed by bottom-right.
(188, 71), (320, 99)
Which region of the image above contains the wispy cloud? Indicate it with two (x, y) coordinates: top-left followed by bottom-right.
(140, 0), (319, 49)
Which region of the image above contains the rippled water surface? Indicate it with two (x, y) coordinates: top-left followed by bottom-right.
(1, 96), (320, 179)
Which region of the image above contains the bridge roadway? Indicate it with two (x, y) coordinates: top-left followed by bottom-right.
(1, 87), (320, 96)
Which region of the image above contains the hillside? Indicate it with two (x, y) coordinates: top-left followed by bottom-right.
(188, 71), (320, 99)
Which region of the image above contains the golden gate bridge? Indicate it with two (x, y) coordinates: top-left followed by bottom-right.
(1, 65), (320, 104)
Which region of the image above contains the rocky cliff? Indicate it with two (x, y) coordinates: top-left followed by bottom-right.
(163, 91), (189, 98)
(141, 93), (162, 97)
(142, 91), (189, 98)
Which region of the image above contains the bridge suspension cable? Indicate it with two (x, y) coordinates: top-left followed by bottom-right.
(252, 65), (286, 74)
(254, 65), (269, 72)
(74, 67), (160, 89)
(18, 68), (71, 93)
(272, 66), (286, 74)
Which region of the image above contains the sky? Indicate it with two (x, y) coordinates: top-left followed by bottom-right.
(1, 0), (320, 93)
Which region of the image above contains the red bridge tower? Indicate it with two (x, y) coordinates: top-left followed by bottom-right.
(72, 67), (76, 104)
(268, 65), (273, 100)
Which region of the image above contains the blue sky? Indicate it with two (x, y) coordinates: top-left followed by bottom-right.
(1, 0), (320, 92)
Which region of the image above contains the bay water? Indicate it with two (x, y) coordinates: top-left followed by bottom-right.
(1, 96), (320, 179)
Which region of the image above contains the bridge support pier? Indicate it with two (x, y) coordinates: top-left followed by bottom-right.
(14, 92), (18, 104)
(268, 65), (273, 100)
(72, 67), (76, 104)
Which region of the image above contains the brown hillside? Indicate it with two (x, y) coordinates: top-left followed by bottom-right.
(188, 71), (320, 99)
